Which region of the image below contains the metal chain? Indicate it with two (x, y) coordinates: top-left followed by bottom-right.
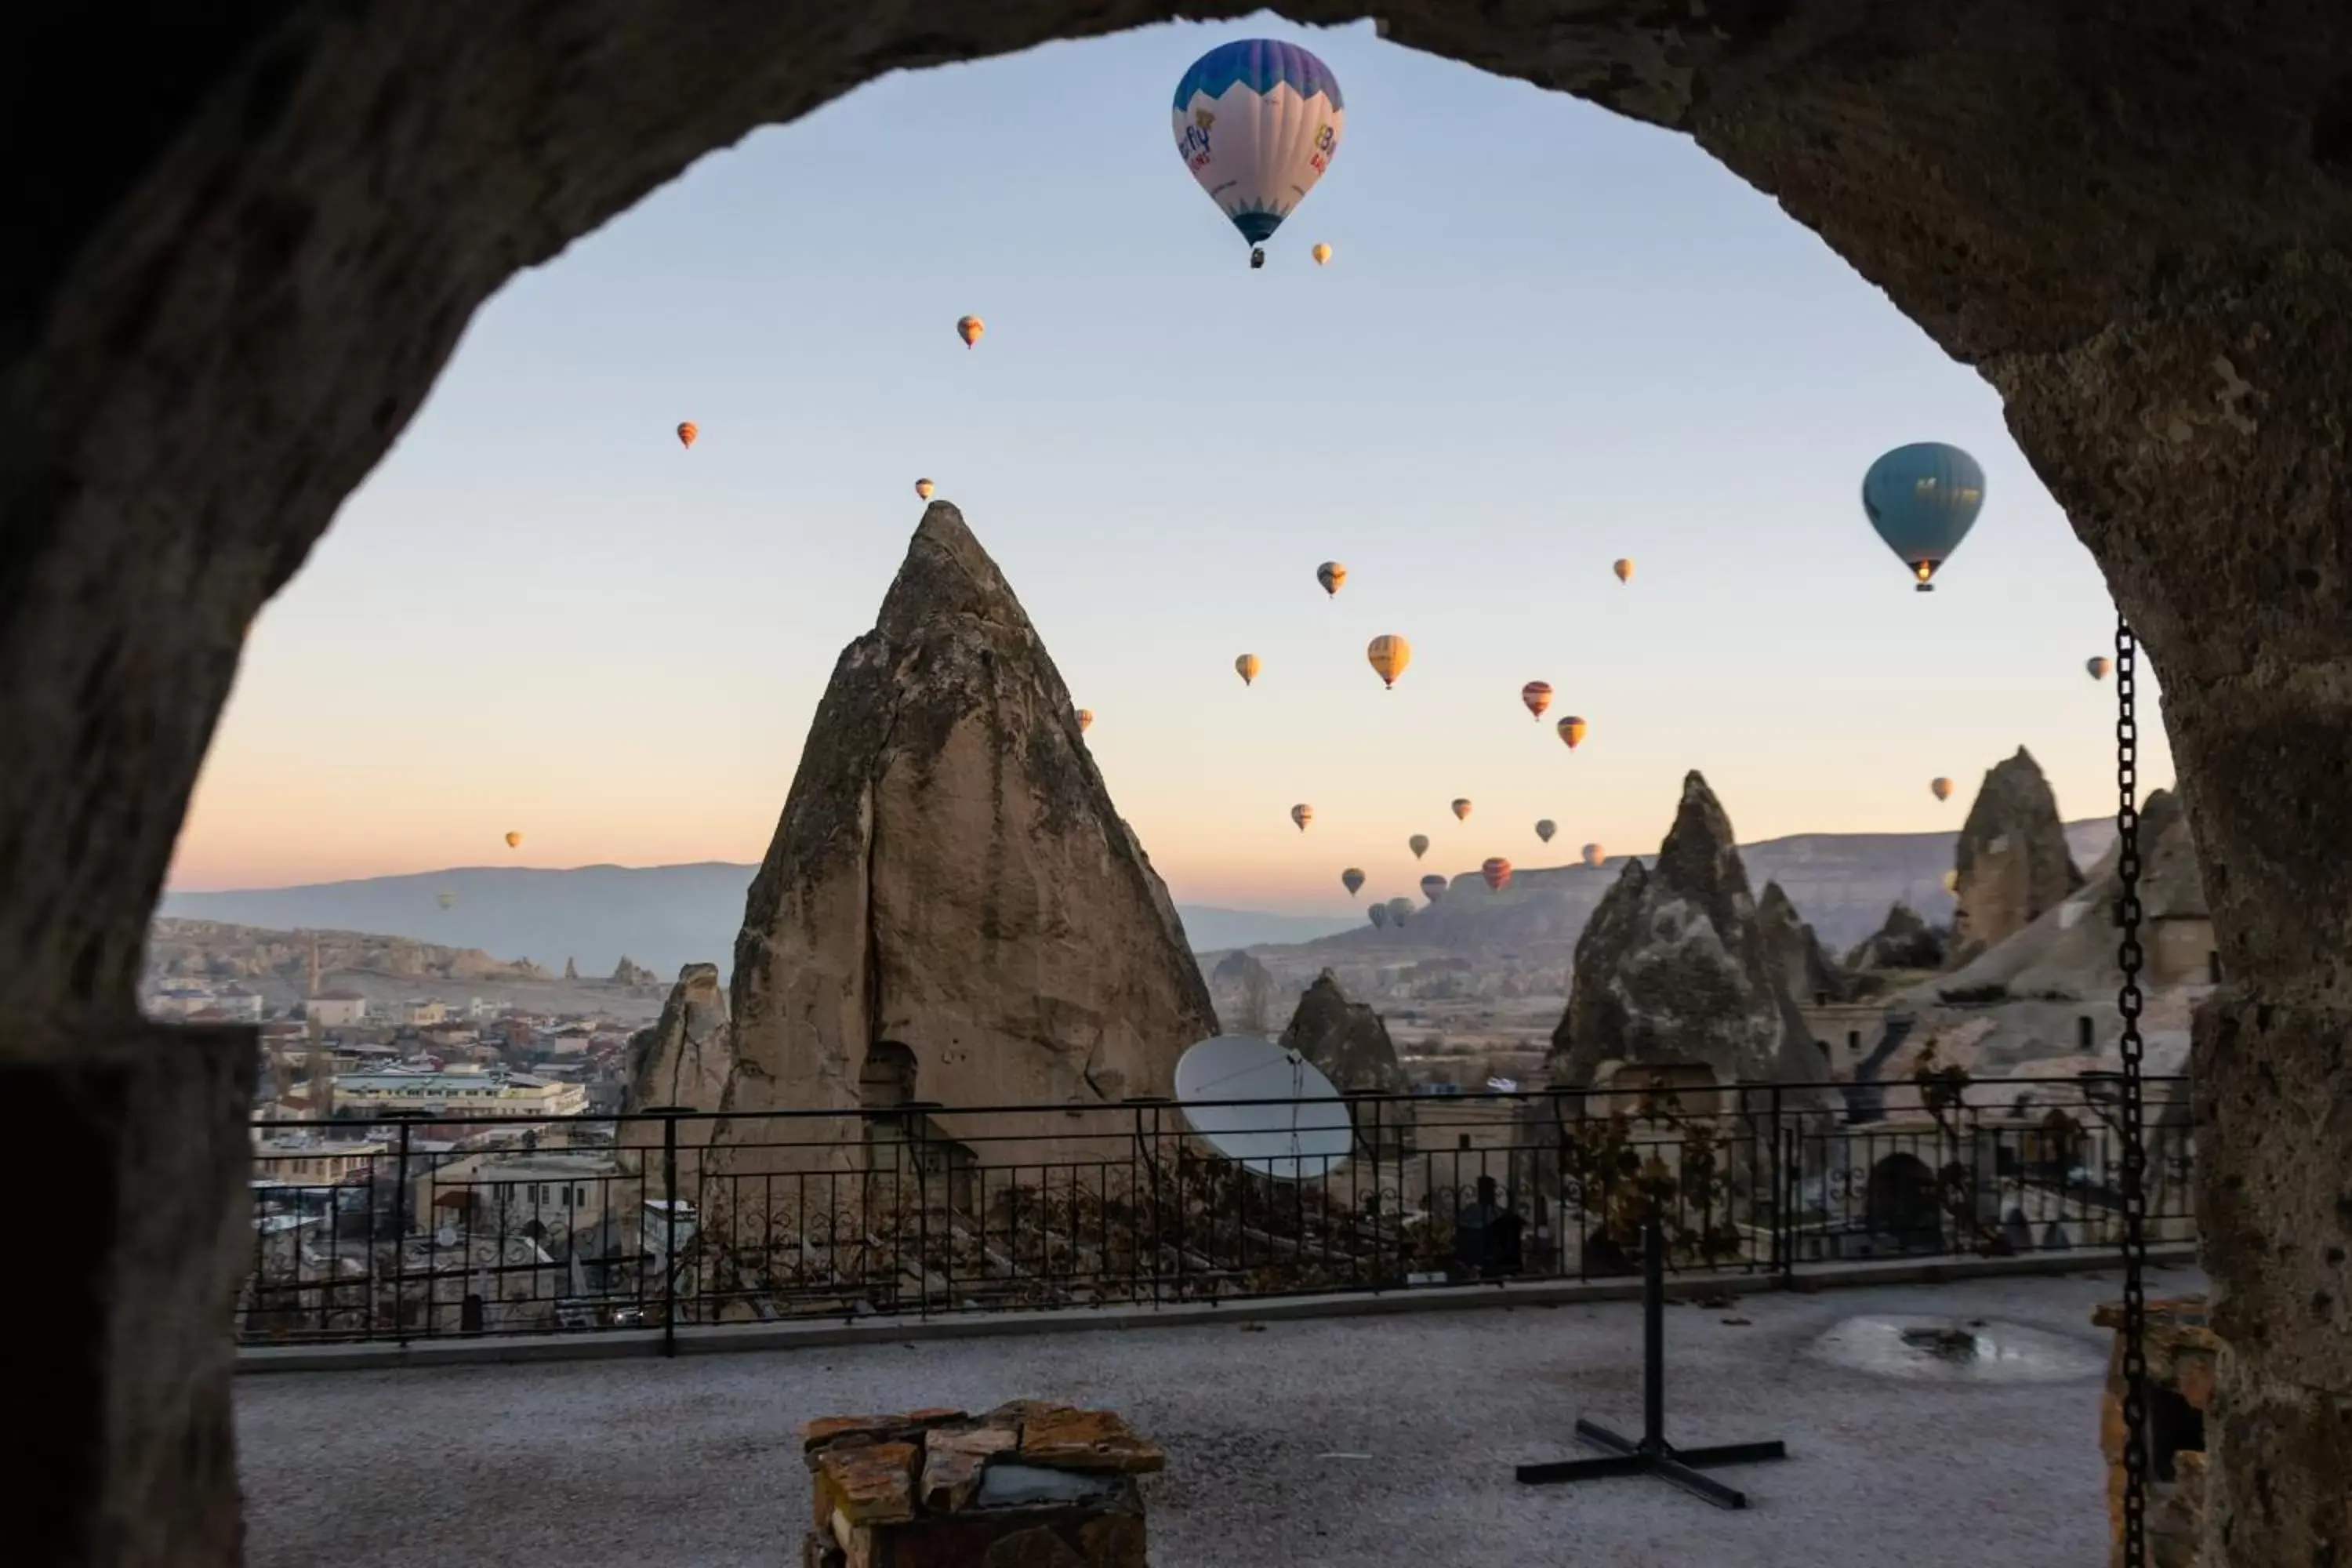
(2116, 616), (2151, 1566)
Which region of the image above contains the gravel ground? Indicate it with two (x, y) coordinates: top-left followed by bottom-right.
(238, 1266), (2194, 1568)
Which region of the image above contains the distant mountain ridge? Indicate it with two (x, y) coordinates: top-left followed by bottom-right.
(158, 820), (2114, 978)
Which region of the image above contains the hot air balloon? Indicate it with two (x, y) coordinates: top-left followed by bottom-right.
(1557, 716), (1588, 750)
(1366, 634), (1411, 689)
(1931, 776), (1954, 802)
(956, 314), (985, 349)
(1369, 902), (1391, 929)
(1520, 681), (1553, 721)
(676, 421), (699, 449)
(1941, 868), (1960, 894)
(1862, 442), (1986, 591)
(1341, 866), (1366, 898)
(1581, 843), (1605, 869)
(1172, 39), (1345, 268)
(1613, 558), (1634, 585)
(1311, 241), (1333, 265)
(1235, 653), (1261, 686)
(1077, 709), (1094, 733)
(914, 477), (935, 499)
(1535, 819), (1556, 844)
(2086, 656), (2111, 681)
(1291, 803), (1314, 832)
(1385, 896), (1414, 926)
(437, 891), (456, 909)
(1482, 857), (1512, 892)
(1316, 561), (1346, 598)
(1408, 834), (1430, 860)
(504, 831), (523, 849)
(1450, 799), (1472, 822)
(1420, 873), (1446, 905)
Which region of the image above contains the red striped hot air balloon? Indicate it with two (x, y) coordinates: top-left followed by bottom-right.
(1521, 681), (1553, 721)
(676, 421), (698, 448)
(1482, 857), (1512, 892)
(1450, 798), (1472, 822)
(1291, 803), (1315, 832)
(1932, 776), (1954, 802)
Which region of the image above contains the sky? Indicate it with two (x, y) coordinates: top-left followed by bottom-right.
(165, 14), (2171, 914)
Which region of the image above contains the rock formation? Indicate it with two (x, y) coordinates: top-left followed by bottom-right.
(1279, 970), (1409, 1094)
(723, 505), (1218, 1167)
(563, 956), (579, 982)
(1757, 881), (1847, 1005)
(1207, 948), (1279, 1035)
(1547, 772), (1827, 1091)
(1950, 747), (2084, 962)
(1845, 902), (1950, 975)
(625, 962), (734, 1120)
(609, 955), (659, 988)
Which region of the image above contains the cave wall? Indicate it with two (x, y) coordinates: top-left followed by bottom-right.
(5, 3), (2347, 1563)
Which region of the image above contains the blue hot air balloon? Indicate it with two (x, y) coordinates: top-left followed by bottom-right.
(1861, 443), (1986, 592)
(1172, 39), (1345, 269)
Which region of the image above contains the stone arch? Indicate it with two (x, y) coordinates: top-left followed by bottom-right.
(14, 5), (2351, 1562)
(1864, 1151), (1944, 1252)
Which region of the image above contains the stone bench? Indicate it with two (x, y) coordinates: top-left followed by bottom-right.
(800, 1400), (1163, 1567)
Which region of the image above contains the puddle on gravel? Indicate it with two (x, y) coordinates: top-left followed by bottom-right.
(1803, 1315), (2107, 1383)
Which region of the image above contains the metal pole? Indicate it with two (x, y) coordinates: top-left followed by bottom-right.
(391, 1117), (412, 1348)
(662, 1109), (679, 1359)
(2115, 617), (2151, 1566)
(1642, 1211), (1666, 1452)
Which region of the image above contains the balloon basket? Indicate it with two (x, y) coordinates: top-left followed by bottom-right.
(1250, 247), (1266, 269)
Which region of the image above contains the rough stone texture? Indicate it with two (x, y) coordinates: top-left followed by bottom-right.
(801, 1403), (1156, 1568)
(1951, 748), (2085, 964)
(1757, 880), (1849, 1005)
(623, 961), (733, 1120)
(5, 1022), (257, 1568)
(1845, 902), (1950, 975)
(723, 506), (1218, 1169)
(1277, 970), (1409, 1094)
(2095, 1296), (2218, 1568)
(9, 5), (2352, 1563)
(1548, 772), (1828, 1090)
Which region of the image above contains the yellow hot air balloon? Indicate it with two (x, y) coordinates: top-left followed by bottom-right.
(914, 477), (935, 499)
(1613, 557), (1633, 585)
(1312, 242), (1333, 266)
(676, 421), (699, 449)
(1450, 798), (1472, 822)
(1557, 716), (1588, 750)
(1291, 804), (1314, 832)
(1932, 776), (1954, 802)
(1581, 842), (1604, 869)
(437, 891), (456, 909)
(957, 314), (985, 349)
(1366, 634), (1412, 690)
(504, 831), (523, 849)
(1941, 868), (1960, 894)
(1521, 681), (1553, 721)
(1235, 653), (1261, 687)
(1077, 708), (1094, 733)
(1408, 834), (1430, 859)
(1316, 561), (1346, 598)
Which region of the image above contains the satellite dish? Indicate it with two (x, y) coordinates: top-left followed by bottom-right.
(1174, 1034), (1352, 1181)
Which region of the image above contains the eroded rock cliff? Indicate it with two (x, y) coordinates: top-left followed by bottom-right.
(1757, 880), (1847, 1006)
(1951, 746), (2083, 961)
(1279, 970), (1409, 1094)
(723, 504), (1218, 1166)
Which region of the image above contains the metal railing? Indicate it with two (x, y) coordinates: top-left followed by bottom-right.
(237, 1074), (2194, 1348)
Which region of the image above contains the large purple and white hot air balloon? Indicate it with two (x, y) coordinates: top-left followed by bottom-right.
(1172, 38), (1345, 269)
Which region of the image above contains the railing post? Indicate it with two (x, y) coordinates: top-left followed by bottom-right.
(1765, 1083), (1784, 1283)
(662, 1109), (679, 1359)
(391, 1116), (413, 1347)
(911, 1109), (930, 1320)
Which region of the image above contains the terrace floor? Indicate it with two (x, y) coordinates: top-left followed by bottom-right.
(237, 1264), (2201, 1568)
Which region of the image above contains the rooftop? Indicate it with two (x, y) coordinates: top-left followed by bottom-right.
(236, 1266), (2189, 1568)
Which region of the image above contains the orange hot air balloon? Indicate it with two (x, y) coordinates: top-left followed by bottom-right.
(1581, 842), (1605, 869)
(1291, 804), (1315, 832)
(1557, 716), (1588, 750)
(1316, 561), (1347, 598)
(1482, 857), (1512, 892)
(1235, 653), (1261, 686)
(1312, 242), (1333, 266)
(1613, 557), (1633, 584)
(1408, 834), (1430, 859)
(914, 477), (935, 499)
(1932, 776), (1954, 802)
(504, 831), (523, 849)
(2086, 656), (2111, 681)
(676, 421), (698, 449)
(1450, 798), (1472, 822)
(1366, 634), (1412, 689)
(1521, 681), (1554, 721)
(1076, 709), (1094, 733)
(957, 314), (985, 348)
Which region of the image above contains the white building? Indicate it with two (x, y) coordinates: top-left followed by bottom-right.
(307, 991), (369, 1028)
(213, 985), (267, 1022)
(402, 998), (451, 1027)
(332, 1063), (589, 1120)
